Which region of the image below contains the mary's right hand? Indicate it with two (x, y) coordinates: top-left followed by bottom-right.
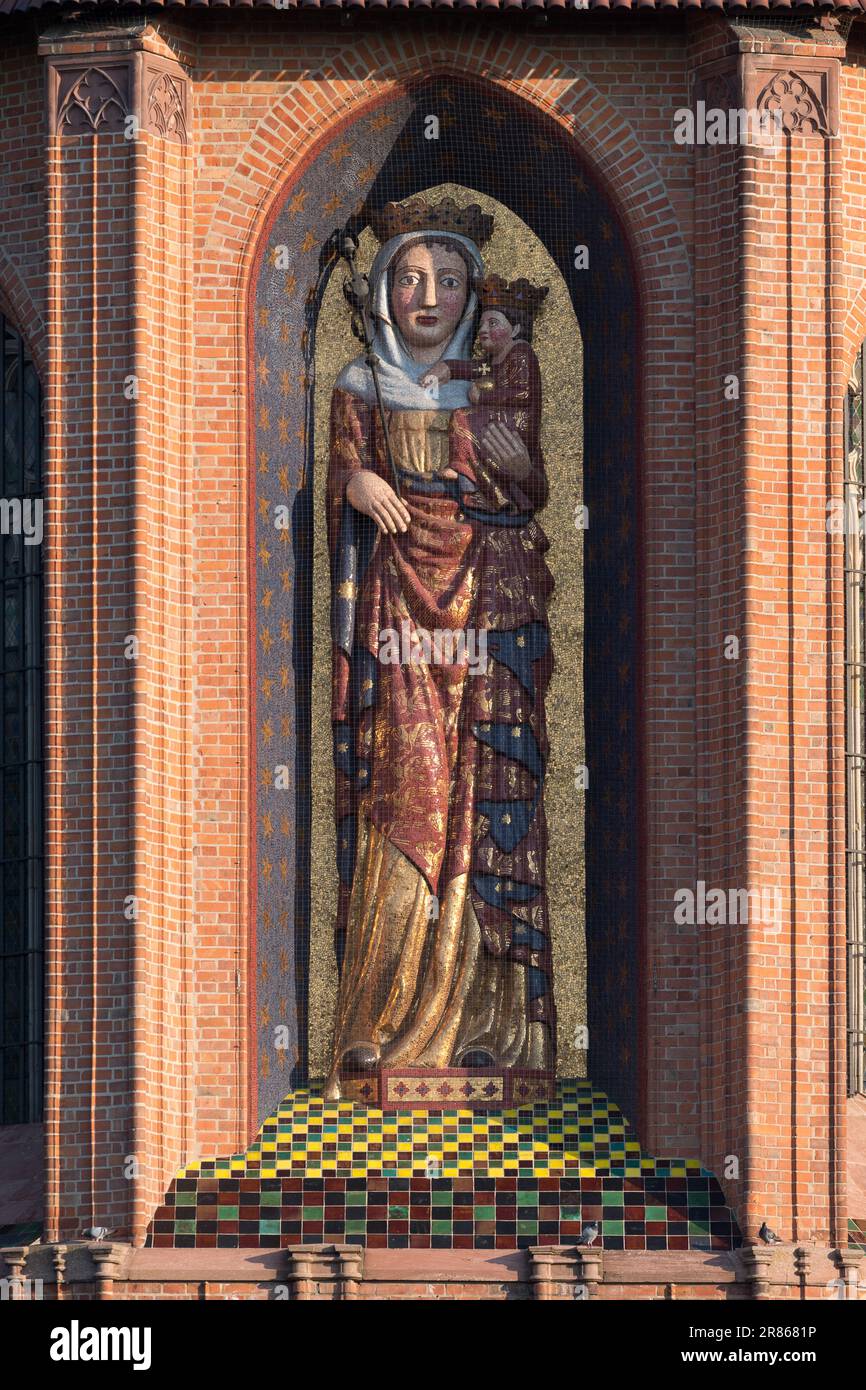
(346, 469), (411, 535)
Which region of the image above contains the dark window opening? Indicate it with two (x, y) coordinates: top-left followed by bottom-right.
(0, 313), (43, 1125)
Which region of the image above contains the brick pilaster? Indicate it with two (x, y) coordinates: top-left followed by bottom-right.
(691, 20), (848, 1244)
(40, 19), (195, 1244)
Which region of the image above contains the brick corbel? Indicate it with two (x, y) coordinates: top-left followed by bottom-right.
(284, 1245), (366, 1301)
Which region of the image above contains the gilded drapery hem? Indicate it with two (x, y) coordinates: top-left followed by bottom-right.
(325, 816), (550, 1099)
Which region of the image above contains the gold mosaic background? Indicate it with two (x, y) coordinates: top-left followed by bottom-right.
(308, 184), (585, 1077)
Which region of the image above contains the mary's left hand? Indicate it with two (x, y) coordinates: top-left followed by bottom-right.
(482, 422), (531, 480)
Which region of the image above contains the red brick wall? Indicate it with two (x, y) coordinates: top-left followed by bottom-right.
(43, 121), (136, 1241)
(0, 11), (855, 1248)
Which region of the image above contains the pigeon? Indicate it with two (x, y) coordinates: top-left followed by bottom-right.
(81, 1227), (114, 1241)
(578, 1222), (599, 1246)
(758, 1222), (781, 1244)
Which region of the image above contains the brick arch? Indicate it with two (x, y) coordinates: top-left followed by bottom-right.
(237, 59), (683, 1134)
(199, 39), (691, 1141)
(201, 35), (690, 330)
(0, 249), (46, 379)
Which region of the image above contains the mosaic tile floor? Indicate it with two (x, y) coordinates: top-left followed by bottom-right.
(148, 1080), (742, 1251)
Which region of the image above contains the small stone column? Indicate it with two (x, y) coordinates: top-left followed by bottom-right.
(89, 1243), (127, 1300)
(285, 1244), (365, 1300)
(740, 1245), (777, 1300)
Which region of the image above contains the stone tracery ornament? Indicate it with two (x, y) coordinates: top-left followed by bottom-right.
(756, 71), (829, 137)
(699, 69), (739, 115)
(57, 67), (130, 135)
(146, 71), (187, 144)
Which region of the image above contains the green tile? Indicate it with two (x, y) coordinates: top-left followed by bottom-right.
(645, 1206), (667, 1221)
(432, 1192), (452, 1207)
(561, 1207), (582, 1221)
(602, 1220), (623, 1235)
(602, 1191), (623, 1206)
(258, 1220), (280, 1235)
(432, 1219), (453, 1235)
(175, 1191), (196, 1206)
(346, 1192), (366, 1207)
(345, 1220), (366, 1235)
(517, 1192), (538, 1207)
(388, 1205), (409, 1219)
(302, 1206), (323, 1220)
(474, 1205), (495, 1221)
(175, 1220), (196, 1236)
(217, 1206), (238, 1220)
(517, 1220), (539, 1236)
(260, 1191), (281, 1206)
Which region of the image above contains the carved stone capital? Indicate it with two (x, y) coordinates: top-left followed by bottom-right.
(691, 48), (839, 144)
(693, 58), (742, 115)
(43, 39), (188, 142)
(742, 53), (838, 138)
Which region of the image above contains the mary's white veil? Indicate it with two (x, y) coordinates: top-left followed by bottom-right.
(334, 230), (484, 411)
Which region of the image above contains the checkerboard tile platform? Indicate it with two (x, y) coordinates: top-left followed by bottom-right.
(146, 1080), (742, 1250)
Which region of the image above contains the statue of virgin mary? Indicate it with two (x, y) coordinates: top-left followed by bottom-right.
(324, 198), (556, 1099)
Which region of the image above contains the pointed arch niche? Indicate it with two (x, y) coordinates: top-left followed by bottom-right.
(247, 75), (644, 1134)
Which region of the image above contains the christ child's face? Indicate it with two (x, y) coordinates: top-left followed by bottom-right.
(477, 309), (520, 364)
(390, 242), (469, 361)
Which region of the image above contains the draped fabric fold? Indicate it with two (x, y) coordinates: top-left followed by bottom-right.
(324, 228), (556, 1098)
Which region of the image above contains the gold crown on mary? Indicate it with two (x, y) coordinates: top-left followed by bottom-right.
(370, 197), (494, 249)
(478, 274), (549, 324)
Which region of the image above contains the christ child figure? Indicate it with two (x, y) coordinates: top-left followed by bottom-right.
(421, 274), (549, 513)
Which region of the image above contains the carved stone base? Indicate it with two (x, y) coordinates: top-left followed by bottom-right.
(340, 1067), (556, 1109)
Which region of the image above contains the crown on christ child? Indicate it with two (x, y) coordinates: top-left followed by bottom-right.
(478, 274), (549, 330)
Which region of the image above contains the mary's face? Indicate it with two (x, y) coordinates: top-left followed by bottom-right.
(390, 242), (469, 359)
